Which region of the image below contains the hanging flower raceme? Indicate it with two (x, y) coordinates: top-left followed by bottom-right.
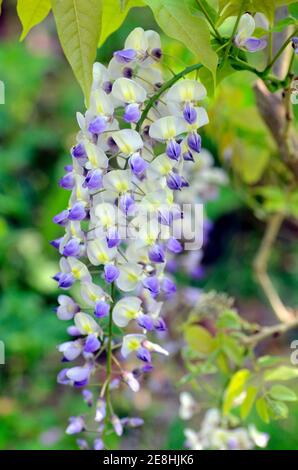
(52, 27), (209, 449)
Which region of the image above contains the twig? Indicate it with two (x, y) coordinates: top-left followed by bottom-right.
(253, 213), (295, 324)
(243, 319), (298, 346)
(195, 0), (222, 41)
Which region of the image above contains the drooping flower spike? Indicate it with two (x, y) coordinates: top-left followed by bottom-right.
(52, 27), (209, 448)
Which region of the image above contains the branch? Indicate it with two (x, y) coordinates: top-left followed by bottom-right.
(136, 63), (203, 132)
(254, 80), (298, 180)
(243, 318), (298, 346)
(253, 213), (296, 324)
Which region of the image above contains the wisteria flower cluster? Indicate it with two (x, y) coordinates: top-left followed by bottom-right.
(179, 393), (269, 451)
(52, 27), (209, 448)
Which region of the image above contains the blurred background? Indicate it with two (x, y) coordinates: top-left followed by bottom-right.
(0, 1), (298, 450)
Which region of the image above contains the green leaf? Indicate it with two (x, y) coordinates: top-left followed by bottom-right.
(0, 1), (3, 14)
(17, 0), (51, 41)
(272, 17), (297, 32)
(241, 385), (258, 420)
(256, 397), (270, 423)
(184, 324), (216, 354)
(267, 399), (289, 419)
(223, 368), (250, 415)
(51, 0), (102, 104)
(144, 0), (218, 85)
(99, 0), (145, 47)
(264, 366), (298, 382)
(216, 309), (242, 330)
(221, 335), (244, 365)
(257, 355), (283, 368)
(232, 142), (270, 184)
(219, 1), (298, 25)
(269, 384), (297, 402)
(289, 2), (298, 19)
(187, 0), (218, 24)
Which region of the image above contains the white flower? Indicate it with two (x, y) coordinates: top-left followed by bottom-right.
(112, 129), (143, 155)
(116, 262), (143, 292)
(167, 79), (206, 103)
(121, 334), (146, 358)
(179, 392), (197, 420)
(87, 237), (117, 265)
(112, 78), (147, 104)
(149, 116), (187, 141)
(112, 296), (142, 327)
(74, 312), (102, 335)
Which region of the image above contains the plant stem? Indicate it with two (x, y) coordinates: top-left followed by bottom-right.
(268, 27), (273, 65)
(136, 63), (203, 132)
(264, 28), (298, 74)
(195, 0), (222, 40)
(253, 213), (295, 324)
(223, 0), (245, 64)
(243, 319), (298, 346)
(103, 282), (115, 441)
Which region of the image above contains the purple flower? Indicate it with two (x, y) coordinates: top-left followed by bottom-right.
(59, 340), (82, 361)
(103, 81), (112, 94)
(84, 169), (103, 190)
(161, 278), (176, 297)
(58, 273), (75, 289)
(63, 238), (81, 257)
(187, 132), (201, 153)
(142, 363), (154, 373)
(166, 140), (181, 160)
(129, 153), (148, 176)
(84, 334), (100, 353)
(151, 48), (162, 60)
(292, 37), (298, 54)
(53, 209), (69, 225)
(119, 193), (135, 215)
(166, 172), (182, 190)
(114, 48), (137, 63)
(148, 244), (165, 263)
(154, 318), (167, 332)
(72, 142), (86, 159)
(82, 389), (93, 407)
(95, 301), (110, 318)
(67, 326), (81, 337)
(244, 37), (267, 52)
(136, 346), (152, 363)
(94, 438), (104, 450)
(137, 314), (154, 331)
(106, 226), (120, 248)
(66, 366), (91, 387)
(124, 104), (141, 123)
(68, 202), (86, 221)
(111, 415), (123, 436)
(50, 237), (63, 250)
(107, 137), (118, 152)
(123, 67), (133, 79)
(104, 264), (120, 283)
(88, 116), (107, 135)
(167, 237), (183, 254)
(183, 150), (194, 161)
(66, 416), (85, 435)
(77, 439), (89, 450)
(59, 172), (75, 190)
(183, 104), (197, 124)
(142, 276), (160, 296)
(57, 368), (71, 385)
